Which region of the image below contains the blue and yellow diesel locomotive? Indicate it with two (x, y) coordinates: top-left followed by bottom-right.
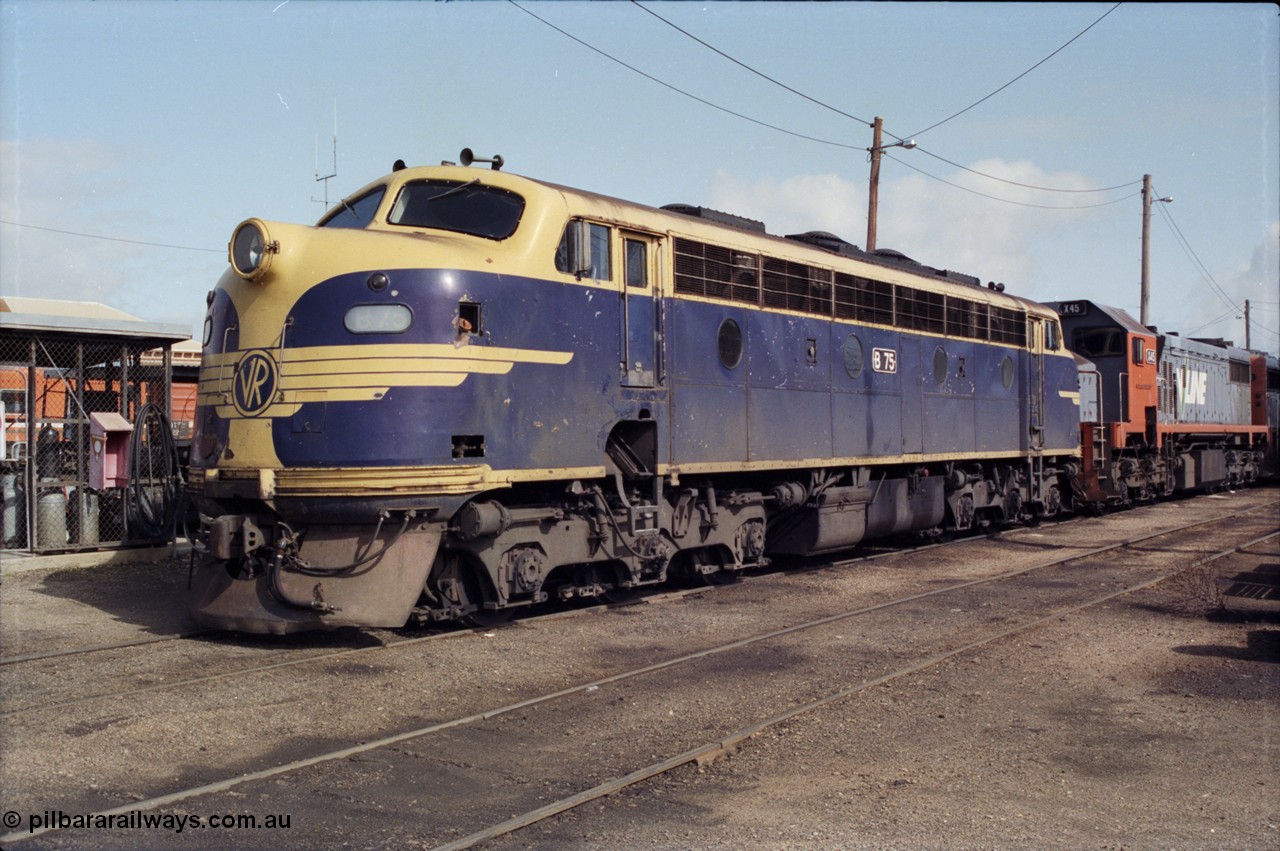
(188, 153), (1082, 633)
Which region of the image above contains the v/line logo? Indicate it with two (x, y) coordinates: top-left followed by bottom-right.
(1178, 366), (1208, 407)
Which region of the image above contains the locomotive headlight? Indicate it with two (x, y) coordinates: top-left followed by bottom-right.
(229, 219), (278, 282)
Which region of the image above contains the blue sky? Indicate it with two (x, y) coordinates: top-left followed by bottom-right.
(2, 1), (1277, 354)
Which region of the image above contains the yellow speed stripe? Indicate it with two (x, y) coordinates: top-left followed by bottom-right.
(199, 342), (573, 418)
(201, 342), (573, 370)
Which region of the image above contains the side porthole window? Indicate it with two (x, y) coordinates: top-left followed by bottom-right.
(843, 334), (864, 378)
(933, 346), (948, 385)
(345, 304), (412, 334)
(1001, 355), (1015, 389)
(717, 318), (743, 370)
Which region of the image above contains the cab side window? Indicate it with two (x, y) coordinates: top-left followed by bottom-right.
(1044, 319), (1061, 351)
(555, 220), (612, 280)
(624, 238), (647, 289)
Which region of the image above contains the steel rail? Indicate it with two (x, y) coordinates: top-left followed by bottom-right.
(0, 492), (1090, 668)
(432, 526), (1280, 851)
(3, 504), (1274, 846)
(1, 500), (1269, 720)
(0, 630), (212, 666)
(0, 527), (963, 716)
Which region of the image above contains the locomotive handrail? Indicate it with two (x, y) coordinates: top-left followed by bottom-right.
(276, 318), (290, 363)
(656, 248), (667, 385)
(1118, 370), (1128, 430)
(218, 323), (237, 400)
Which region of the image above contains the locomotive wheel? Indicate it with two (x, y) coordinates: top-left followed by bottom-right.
(603, 587), (642, 605)
(462, 607), (512, 630)
(705, 570), (739, 586)
(689, 548), (738, 586)
(459, 572), (512, 629)
(434, 554), (511, 629)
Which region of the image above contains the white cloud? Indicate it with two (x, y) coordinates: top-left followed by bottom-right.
(707, 170), (866, 239)
(1166, 220), (1280, 351)
(707, 161), (1278, 355)
(708, 159), (1112, 296)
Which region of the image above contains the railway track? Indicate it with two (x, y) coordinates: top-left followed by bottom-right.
(0, 546), (928, 718)
(0, 499), (1252, 719)
(438, 535), (1279, 851)
(0, 527), (957, 670)
(0, 630), (212, 666)
(0, 492), (1100, 669)
(0, 514), (1022, 717)
(4, 496), (1275, 848)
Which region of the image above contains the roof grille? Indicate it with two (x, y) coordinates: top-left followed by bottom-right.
(661, 204), (766, 233)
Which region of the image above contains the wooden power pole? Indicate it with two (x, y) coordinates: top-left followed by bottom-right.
(867, 117), (884, 253)
(1140, 174), (1153, 326)
(1139, 175), (1172, 327)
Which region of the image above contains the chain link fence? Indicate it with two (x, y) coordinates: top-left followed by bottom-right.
(1, 331), (176, 554)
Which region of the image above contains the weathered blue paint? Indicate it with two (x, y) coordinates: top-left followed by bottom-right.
(204, 269), (1075, 478)
(273, 269), (628, 471)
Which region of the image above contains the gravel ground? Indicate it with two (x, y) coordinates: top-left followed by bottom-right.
(490, 523), (1280, 850)
(1, 487), (1276, 850)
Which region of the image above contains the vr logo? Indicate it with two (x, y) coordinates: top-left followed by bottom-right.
(233, 350), (278, 417)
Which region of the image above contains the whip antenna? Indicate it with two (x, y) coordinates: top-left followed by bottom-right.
(312, 99), (338, 207)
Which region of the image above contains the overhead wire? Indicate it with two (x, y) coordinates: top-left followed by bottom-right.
(1150, 188), (1240, 314)
(1148, 188), (1279, 348)
(911, 147), (1141, 194)
(631, 0), (1134, 197)
(628, 0), (878, 133)
(1181, 298), (1274, 326)
(903, 3), (1124, 140)
(604, 3), (1264, 348)
(507, 0), (861, 152)
(883, 152), (1141, 210)
(518, 0), (1134, 203)
(1181, 303), (1274, 346)
(0, 219), (222, 254)
(523, 1), (1145, 209)
(13, 1), (1250, 341)
(1184, 303), (1243, 337)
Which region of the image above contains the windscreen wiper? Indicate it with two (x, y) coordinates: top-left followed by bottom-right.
(428, 180), (479, 202)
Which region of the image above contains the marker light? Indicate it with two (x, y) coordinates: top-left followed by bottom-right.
(229, 219), (278, 281)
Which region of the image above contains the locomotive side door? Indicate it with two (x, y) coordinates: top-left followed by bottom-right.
(621, 232), (660, 388)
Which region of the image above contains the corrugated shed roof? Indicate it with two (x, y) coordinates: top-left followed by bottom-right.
(0, 296), (190, 344)
(0, 296), (143, 321)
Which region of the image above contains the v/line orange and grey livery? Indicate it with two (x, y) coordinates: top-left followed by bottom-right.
(188, 151), (1277, 634)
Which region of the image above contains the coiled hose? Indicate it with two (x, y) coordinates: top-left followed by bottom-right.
(127, 402), (183, 540)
